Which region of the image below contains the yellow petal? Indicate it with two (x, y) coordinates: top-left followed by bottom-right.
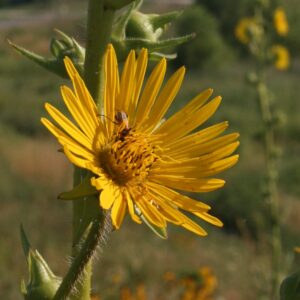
(142, 66), (185, 132)
(128, 48), (148, 118)
(136, 198), (166, 228)
(60, 86), (96, 139)
(63, 57), (99, 126)
(147, 182), (211, 211)
(165, 121), (229, 149)
(134, 58), (167, 125)
(125, 190), (142, 224)
(168, 134), (240, 159)
(58, 135), (95, 160)
(64, 56), (78, 78)
(159, 96), (222, 140)
(45, 103), (93, 150)
(99, 184), (120, 210)
(91, 176), (108, 190)
(149, 175), (225, 193)
(193, 211), (223, 227)
(63, 146), (89, 169)
(104, 44), (118, 136)
(111, 192), (127, 229)
(116, 50), (136, 113)
(154, 88), (213, 135)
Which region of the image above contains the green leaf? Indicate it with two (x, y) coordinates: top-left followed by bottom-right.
(113, 2), (135, 39)
(20, 279), (27, 296)
(58, 175), (97, 200)
(20, 224), (31, 264)
(124, 34), (195, 51)
(149, 11), (183, 30)
(149, 52), (177, 61)
(8, 40), (68, 78)
(104, 0), (135, 10)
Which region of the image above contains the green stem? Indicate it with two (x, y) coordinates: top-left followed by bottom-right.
(70, 1), (115, 299)
(256, 75), (281, 300)
(84, 0), (115, 106)
(53, 212), (112, 300)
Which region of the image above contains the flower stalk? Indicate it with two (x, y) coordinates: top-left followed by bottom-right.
(68, 0), (117, 299)
(53, 212), (112, 300)
(256, 73), (281, 299)
(236, 1), (285, 297)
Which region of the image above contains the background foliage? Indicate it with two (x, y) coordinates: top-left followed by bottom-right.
(1, 0), (300, 299)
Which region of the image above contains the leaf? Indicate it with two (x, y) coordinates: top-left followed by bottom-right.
(20, 224), (31, 263)
(149, 11), (183, 30)
(58, 175), (97, 200)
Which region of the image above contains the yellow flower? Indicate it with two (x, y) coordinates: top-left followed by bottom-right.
(163, 271), (176, 282)
(120, 284), (146, 300)
(235, 17), (258, 44)
(271, 45), (290, 70)
(41, 44), (239, 236)
(294, 247), (300, 253)
(196, 267), (217, 299)
(273, 7), (289, 36)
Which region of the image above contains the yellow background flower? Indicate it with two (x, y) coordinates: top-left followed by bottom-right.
(271, 45), (290, 70)
(235, 17), (259, 44)
(41, 45), (239, 236)
(273, 7), (289, 36)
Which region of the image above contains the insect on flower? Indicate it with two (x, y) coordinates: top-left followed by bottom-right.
(115, 111), (131, 141)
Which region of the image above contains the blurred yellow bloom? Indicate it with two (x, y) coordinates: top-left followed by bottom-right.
(120, 287), (133, 300)
(271, 45), (290, 70)
(197, 267), (217, 299)
(181, 286), (197, 300)
(235, 17), (259, 44)
(273, 7), (289, 36)
(42, 44), (239, 236)
(294, 247), (300, 253)
(179, 267), (217, 300)
(120, 284), (146, 300)
(163, 271), (176, 282)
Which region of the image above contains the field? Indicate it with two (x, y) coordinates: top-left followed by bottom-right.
(1, 1), (300, 299)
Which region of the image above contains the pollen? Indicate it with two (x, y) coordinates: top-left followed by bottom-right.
(99, 130), (158, 186)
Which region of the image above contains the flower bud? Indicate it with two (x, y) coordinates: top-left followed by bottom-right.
(111, 2), (194, 61)
(9, 30), (84, 78)
(20, 225), (62, 300)
(22, 250), (62, 300)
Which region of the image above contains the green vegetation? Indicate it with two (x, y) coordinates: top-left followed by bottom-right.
(1, 1), (300, 299)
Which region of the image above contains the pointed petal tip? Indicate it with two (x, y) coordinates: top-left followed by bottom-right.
(44, 102), (52, 110)
(179, 65), (186, 75)
(63, 56), (72, 65)
(216, 95), (222, 102)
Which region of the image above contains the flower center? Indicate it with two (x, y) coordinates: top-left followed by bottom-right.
(99, 130), (158, 186)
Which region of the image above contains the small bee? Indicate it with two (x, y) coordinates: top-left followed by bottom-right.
(115, 111), (131, 141)
(97, 111), (131, 141)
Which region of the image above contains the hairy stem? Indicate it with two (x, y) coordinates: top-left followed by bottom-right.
(70, 0), (115, 299)
(53, 213), (112, 300)
(257, 75), (281, 299)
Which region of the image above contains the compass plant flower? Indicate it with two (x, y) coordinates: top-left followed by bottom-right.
(273, 7), (289, 37)
(234, 17), (260, 45)
(271, 44), (290, 71)
(41, 44), (239, 236)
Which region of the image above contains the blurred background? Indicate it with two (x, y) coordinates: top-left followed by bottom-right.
(1, 0), (300, 299)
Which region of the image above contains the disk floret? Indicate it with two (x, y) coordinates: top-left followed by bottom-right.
(100, 129), (158, 186)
